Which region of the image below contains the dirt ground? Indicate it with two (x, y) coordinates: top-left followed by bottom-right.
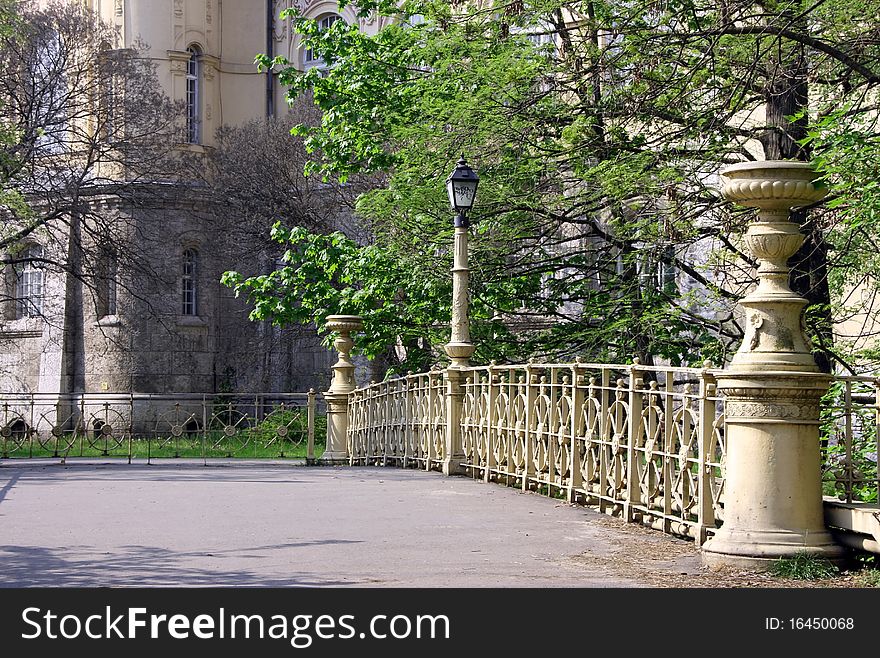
(573, 509), (875, 588)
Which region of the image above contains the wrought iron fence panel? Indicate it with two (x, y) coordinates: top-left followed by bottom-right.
(346, 373), (445, 471)
(0, 392), (318, 463)
(554, 376), (573, 490)
(429, 372), (446, 465)
(36, 401), (82, 458)
(578, 377), (602, 496)
(389, 380), (406, 464)
(708, 411), (726, 522)
(152, 403), (204, 458)
(820, 376), (879, 504)
(351, 384), (379, 464)
(347, 389), (365, 462)
(259, 402), (312, 458)
(460, 371), (479, 470)
(669, 384), (702, 532)
(635, 382), (665, 513)
(603, 378), (630, 508)
(511, 374), (528, 479)
(490, 383), (510, 479)
(475, 373), (491, 473)
(344, 360), (726, 544)
(411, 377), (429, 465)
(0, 401), (32, 458)
(205, 401), (251, 457)
(82, 400), (132, 459)
(405, 371), (444, 469)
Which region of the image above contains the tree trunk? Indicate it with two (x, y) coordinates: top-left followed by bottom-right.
(760, 8), (833, 373)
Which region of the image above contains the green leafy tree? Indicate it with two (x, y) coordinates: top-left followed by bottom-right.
(226, 0), (880, 374)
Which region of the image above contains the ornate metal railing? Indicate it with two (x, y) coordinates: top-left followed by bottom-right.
(342, 360), (880, 543)
(348, 370), (446, 470)
(0, 391), (321, 463)
(345, 360), (725, 544)
(821, 375), (880, 504)
(458, 361), (725, 543)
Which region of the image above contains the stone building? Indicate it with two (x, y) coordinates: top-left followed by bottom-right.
(0, 1), (382, 412)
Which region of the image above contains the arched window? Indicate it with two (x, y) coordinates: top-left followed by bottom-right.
(303, 14), (341, 72)
(185, 46), (201, 144)
(182, 248), (198, 316)
(14, 245), (44, 319)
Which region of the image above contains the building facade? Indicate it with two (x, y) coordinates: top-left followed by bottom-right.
(0, 1), (381, 411)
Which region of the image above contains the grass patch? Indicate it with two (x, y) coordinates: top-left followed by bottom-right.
(853, 568), (880, 587)
(770, 552), (838, 580)
(850, 554), (880, 587)
(16, 437), (326, 460)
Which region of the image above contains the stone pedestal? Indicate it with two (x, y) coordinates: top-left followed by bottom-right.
(701, 161), (845, 569)
(321, 315), (363, 464)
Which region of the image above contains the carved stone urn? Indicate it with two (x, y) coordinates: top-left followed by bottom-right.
(325, 314), (363, 394)
(701, 161), (845, 569)
(321, 314), (363, 463)
(722, 161), (827, 372)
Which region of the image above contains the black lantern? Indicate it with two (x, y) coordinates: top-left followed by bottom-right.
(445, 156), (479, 227)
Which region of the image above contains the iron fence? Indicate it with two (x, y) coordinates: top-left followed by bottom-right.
(820, 375), (880, 504)
(0, 391), (322, 463)
(458, 361), (724, 544)
(4, 368), (876, 514)
(341, 361), (880, 543)
(347, 371), (446, 470)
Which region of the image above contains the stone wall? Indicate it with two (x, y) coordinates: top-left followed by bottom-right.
(0, 194), (334, 397)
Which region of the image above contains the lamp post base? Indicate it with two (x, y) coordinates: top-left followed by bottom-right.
(444, 342), (474, 369)
(442, 454), (466, 476)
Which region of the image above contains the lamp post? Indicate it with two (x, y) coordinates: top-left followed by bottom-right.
(441, 156), (478, 476)
(443, 156), (479, 368)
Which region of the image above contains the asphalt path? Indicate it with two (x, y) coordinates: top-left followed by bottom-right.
(0, 461), (703, 587)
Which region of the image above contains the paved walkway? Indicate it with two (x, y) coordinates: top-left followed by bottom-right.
(0, 460), (705, 587)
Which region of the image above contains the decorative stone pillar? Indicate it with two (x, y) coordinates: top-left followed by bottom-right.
(701, 161), (845, 569)
(321, 315), (363, 464)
